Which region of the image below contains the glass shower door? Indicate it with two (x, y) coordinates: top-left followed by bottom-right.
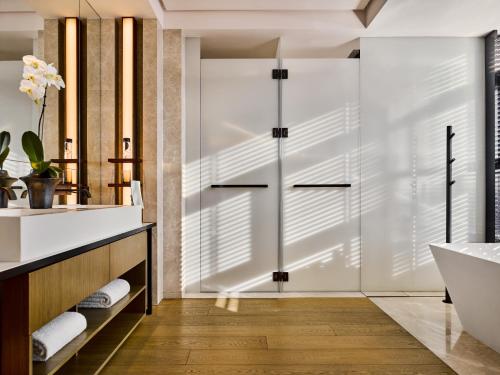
(281, 59), (361, 291)
(200, 59), (280, 292)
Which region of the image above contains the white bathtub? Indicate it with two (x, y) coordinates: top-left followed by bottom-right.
(430, 243), (500, 353)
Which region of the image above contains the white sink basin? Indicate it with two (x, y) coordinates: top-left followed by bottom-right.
(0, 205), (143, 262)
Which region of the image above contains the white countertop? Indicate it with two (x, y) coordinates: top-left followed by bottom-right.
(0, 204), (121, 217)
(0, 205), (143, 262)
(430, 243), (500, 264)
(0, 223), (153, 281)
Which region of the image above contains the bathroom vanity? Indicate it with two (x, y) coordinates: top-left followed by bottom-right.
(430, 243), (500, 353)
(0, 205), (154, 374)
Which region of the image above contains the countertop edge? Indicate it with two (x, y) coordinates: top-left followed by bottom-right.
(0, 223), (156, 281)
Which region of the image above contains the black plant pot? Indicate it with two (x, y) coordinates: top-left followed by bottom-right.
(0, 170), (17, 208)
(0, 188), (9, 208)
(20, 175), (61, 209)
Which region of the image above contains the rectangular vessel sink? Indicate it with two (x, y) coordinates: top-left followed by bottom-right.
(0, 205), (142, 262)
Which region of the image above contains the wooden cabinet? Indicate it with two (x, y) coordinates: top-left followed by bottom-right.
(29, 246), (110, 333)
(0, 227), (152, 375)
(110, 231), (146, 280)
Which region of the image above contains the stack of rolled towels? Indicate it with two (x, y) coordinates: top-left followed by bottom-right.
(32, 312), (87, 362)
(78, 278), (131, 309)
(31, 279), (131, 362)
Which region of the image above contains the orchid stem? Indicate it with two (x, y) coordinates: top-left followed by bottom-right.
(37, 89), (47, 140)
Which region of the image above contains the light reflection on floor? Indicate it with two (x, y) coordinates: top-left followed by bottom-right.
(372, 297), (500, 375)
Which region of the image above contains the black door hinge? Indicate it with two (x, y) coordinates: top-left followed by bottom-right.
(273, 271), (289, 282)
(272, 128), (288, 138)
(272, 69), (288, 80)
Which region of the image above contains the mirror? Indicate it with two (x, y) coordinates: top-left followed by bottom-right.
(0, 0), (101, 206)
(0, 0), (46, 184)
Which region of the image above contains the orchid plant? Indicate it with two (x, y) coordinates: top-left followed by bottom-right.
(19, 55), (65, 140)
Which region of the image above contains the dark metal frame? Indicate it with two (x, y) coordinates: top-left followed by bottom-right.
(485, 30), (497, 242)
(146, 226), (153, 315)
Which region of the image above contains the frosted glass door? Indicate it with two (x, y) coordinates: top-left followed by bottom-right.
(282, 59), (361, 291)
(200, 59), (279, 292)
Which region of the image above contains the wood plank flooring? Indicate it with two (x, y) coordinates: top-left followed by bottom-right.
(101, 298), (456, 374)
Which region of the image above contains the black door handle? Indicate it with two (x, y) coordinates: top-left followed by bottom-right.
(293, 184), (351, 188)
(211, 184), (269, 188)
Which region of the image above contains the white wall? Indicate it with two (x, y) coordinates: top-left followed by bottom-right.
(0, 61), (36, 182)
(360, 37), (485, 291)
(182, 37), (202, 294)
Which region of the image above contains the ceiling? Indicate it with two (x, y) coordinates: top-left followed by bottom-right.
(0, 0), (42, 61)
(166, 0), (500, 57)
(0, 0), (33, 12)
(5, 0), (500, 58)
(161, 0), (370, 11)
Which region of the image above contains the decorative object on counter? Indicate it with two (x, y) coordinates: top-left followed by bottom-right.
(63, 138), (73, 184)
(19, 55), (65, 140)
(77, 279), (131, 309)
(32, 311), (87, 362)
(20, 131), (62, 209)
(131, 180), (143, 208)
(0, 131), (17, 208)
(122, 137), (132, 184)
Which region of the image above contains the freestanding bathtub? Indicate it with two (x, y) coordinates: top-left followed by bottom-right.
(430, 243), (500, 353)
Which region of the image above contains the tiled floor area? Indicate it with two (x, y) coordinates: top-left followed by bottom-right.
(372, 297), (500, 375)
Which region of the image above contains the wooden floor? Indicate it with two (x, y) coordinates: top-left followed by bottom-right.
(102, 298), (456, 374)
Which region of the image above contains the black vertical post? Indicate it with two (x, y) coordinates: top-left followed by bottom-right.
(443, 126), (454, 304)
(146, 227), (153, 315)
(485, 31), (497, 242)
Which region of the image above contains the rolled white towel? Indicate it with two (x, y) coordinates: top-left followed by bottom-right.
(78, 279), (131, 309)
(32, 312), (87, 362)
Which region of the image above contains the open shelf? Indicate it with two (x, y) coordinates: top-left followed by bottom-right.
(57, 294), (145, 375)
(33, 285), (145, 375)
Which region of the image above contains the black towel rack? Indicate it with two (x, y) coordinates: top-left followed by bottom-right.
(211, 184), (269, 188)
(293, 184), (351, 188)
(443, 125), (454, 304)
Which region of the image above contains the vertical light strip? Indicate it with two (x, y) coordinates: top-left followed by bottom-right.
(122, 17), (134, 205)
(65, 18), (78, 205)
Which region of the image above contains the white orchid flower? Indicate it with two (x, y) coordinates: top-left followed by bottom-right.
(20, 55), (65, 107)
(55, 74), (65, 89)
(22, 55), (47, 71)
(44, 63), (65, 89)
(19, 79), (45, 105)
(22, 66), (47, 86)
